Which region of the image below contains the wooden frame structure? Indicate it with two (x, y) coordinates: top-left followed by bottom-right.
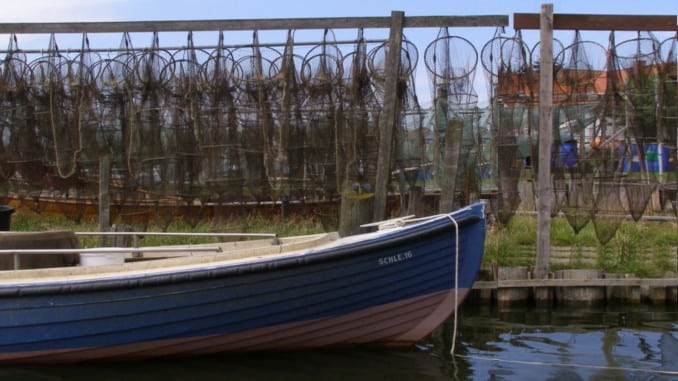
(0, 15), (507, 34)
(514, 6), (677, 302)
(4, 7), (673, 250)
(514, 13), (677, 31)
(0, 12), (509, 229)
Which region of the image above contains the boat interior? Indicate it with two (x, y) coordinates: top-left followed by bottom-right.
(0, 230), (340, 281)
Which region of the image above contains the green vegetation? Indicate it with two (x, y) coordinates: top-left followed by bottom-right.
(10, 207), (327, 248)
(484, 214), (678, 277)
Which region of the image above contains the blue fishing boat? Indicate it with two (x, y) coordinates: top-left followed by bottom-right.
(0, 202), (486, 363)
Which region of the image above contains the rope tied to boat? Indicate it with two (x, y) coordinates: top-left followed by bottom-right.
(445, 213), (460, 355)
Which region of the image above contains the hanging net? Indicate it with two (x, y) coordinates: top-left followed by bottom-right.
(425, 28), (480, 212)
(300, 29), (343, 201)
(339, 29), (380, 196)
(480, 31), (530, 224)
(0, 35), (35, 205)
(553, 32), (607, 234)
(657, 35), (677, 216)
(199, 31), (244, 205)
(613, 33), (663, 225)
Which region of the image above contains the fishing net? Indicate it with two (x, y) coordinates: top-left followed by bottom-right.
(657, 35), (678, 146)
(390, 39), (427, 214)
(233, 32), (282, 203)
(613, 33), (663, 225)
(616, 33), (661, 144)
(395, 85), (429, 216)
(338, 30), (380, 198)
(270, 30), (305, 203)
(334, 30), (380, 235)
(552, 32), (608, 234)
(425, 28), (480, 213)
(90, 32), (151, 229)
(162, 32), (207, 204)
(7, 22), (671, 240)
(367, 33), (424, 216)
(300, 30), (342, 200)
(480, 31), (529, 224)
(200, 31), (244, 205)
(21, 34), (98, 221)
(128, 33), (174, 230)
(530, 39), (569, 216)
(0, 35), (35, 204)
(367, 35), (417, 104)
(657, 35), (677, 216)
(25, 41), (63, 208)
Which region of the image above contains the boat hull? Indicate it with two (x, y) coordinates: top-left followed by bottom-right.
(0, 202), (486, 363)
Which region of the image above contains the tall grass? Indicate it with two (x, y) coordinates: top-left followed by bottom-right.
(9, 207), (327, 248)
(484, 214), (678, 277)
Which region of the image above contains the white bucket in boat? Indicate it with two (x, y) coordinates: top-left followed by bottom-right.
(79, 251), (126, 266)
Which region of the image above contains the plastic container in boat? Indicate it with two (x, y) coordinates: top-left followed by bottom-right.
(80, 251), (126, 266)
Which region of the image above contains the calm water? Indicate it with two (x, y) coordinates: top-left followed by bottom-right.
(1, 304), (676, 381)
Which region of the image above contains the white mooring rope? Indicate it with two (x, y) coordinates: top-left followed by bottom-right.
(446, 214), (460, 355)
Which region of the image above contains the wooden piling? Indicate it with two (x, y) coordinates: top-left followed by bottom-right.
(605, 273), (641, 305)
(667, 285), (678, 306)
(641, 284), (668, 305)
(554, 269), (605, 307)
(473, 275), (677, 306)
(497, 266), (531, 307)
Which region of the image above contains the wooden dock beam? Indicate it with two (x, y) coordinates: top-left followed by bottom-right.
(472, 276), (678, 306)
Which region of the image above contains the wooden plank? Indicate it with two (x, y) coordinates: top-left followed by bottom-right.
(514, 13), (677, 31)
(473, 278), (678, 289)
(0, 15), (508, 34)
(403, 15), (508, 28)
(373, 11), (404, 222)
(0, 246), (222, 255)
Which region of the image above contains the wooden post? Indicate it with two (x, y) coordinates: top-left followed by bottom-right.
(512, 7), (677, 305)
(98, 155), (111, 246)
(535, 4), (553, 284)
(373, 10), (404, 222)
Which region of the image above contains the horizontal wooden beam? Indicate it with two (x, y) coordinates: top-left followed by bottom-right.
(404, 15), (508, 28)
(473, 277), (678, 289)
(0, 15), (508, 34)
(514, 13), (677, 31)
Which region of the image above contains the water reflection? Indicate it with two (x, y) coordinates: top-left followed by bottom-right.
(445, 305), (678, 381)
(1, 305), (676, 381)
(1, 349), (455, 381)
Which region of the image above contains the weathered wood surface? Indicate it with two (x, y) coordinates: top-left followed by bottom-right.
(535, 4), (553, 282)
(514, 13), (677, 31)
(373, 11), (404, 222)
(474, 277), (678, 289)
(0, 15), (508, 34)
